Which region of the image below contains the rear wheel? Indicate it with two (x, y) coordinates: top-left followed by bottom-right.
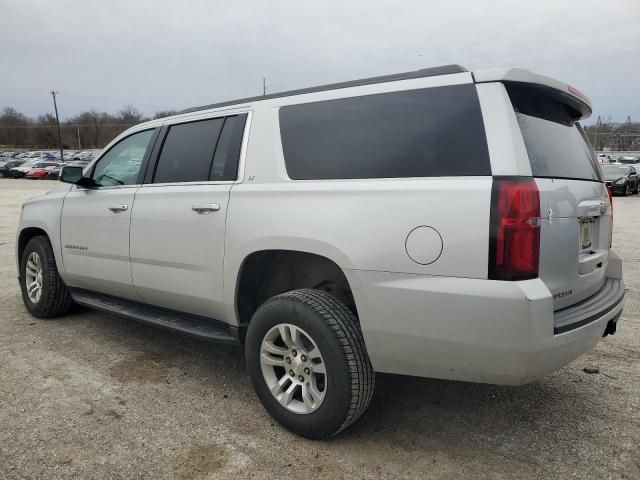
(245, 289), (374, 439)
(20, 235), (73, 318)
(634, 182), (639, 194)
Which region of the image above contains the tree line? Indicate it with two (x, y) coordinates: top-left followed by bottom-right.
(0, 106), (177, 149)
(2, 104), (639, 152)
(583, 118), (640, 152)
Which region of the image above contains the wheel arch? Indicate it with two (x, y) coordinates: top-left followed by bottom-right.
(233, 249), (358, 332)
(17, 226), (52, 277)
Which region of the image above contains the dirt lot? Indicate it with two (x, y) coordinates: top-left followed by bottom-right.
(0, 178), (638, 480)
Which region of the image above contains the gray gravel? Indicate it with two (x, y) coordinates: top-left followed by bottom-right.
(1, 178), (638, 480)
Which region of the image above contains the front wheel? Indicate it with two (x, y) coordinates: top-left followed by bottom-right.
(623, 183), (631, 196)
(20, 235), (73, 318)
(245, 289), (375, 439)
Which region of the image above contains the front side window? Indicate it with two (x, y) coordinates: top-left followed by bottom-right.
(92, 129), (155, 187)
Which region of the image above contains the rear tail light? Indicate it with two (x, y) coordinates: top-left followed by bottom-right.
(489, 177), (541, 280)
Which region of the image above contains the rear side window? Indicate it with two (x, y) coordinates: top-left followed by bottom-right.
(506, 83), (602, 182)
(279, 84), (490, 180)
(153, 114), (247, 183)
(153, 118), (224, 183)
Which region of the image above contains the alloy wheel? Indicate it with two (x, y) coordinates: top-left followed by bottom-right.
(259, 323), (327, 414)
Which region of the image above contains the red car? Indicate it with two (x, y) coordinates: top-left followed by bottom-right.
(25, 168), (51, 179)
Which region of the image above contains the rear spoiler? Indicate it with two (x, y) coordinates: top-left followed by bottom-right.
(472, 67), (592, 120)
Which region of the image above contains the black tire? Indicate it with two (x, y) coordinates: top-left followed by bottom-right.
(19, 235), (73, 318)
(634, 182), (639, 194)
(623, 183), (630, 196)
(245, 289), (375, 439)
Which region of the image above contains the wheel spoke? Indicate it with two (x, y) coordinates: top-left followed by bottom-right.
(260, 352), (286, 367)
(28, 281), (39, 295)
(311, 361), (326, 375)
(308, 379), (323, 402)
(26, 261), (37, 275)
(270, 375), (291, 398)
(261, 340), (287, 356)
(301, 383), (316, 409)
(290, 325), (302, 347)
(306, 346), (322, 361)
(278, 325), (294, 348)
(279, 382), (298, 406)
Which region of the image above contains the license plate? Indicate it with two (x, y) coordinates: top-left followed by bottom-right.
(580, 219), (594, 250)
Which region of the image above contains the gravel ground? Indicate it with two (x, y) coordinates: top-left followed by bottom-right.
(0, 178), (638, 480)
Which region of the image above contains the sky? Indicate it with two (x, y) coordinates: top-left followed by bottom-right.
(1, 0), (639, 125)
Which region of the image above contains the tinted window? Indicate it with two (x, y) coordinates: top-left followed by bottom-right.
(279, 85), (490, 179)
(507, 83), (602, 182)
(210, 115), (245, 181)
(92, 129), (154, 187)
(154, 118), (224, 183)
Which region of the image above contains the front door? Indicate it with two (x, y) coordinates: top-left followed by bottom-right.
(60, 128), (157, 300)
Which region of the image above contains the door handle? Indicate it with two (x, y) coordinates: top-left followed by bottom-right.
(192, 203), (221, 214)
(108, 204), (128, 212)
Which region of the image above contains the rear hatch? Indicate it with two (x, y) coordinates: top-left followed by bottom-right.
(506, 82), (611, 310)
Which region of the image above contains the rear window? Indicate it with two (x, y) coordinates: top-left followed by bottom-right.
(506, 83), (602, 182)
(279, 84), (490, 180)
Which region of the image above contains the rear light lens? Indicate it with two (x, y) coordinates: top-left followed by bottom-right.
(489, 177), (541, 280)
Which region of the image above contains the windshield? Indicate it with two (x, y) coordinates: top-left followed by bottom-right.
(601, 166), (629, 180)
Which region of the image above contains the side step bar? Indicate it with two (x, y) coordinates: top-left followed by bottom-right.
(69, 288), (240, 345)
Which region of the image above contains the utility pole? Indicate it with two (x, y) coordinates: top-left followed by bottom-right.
(262, 77), (266, 96)
(50, 90), (64, 161)
(76, 126), (81, 150)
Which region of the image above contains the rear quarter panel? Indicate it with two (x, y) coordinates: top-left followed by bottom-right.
(223, 103), (493, 323)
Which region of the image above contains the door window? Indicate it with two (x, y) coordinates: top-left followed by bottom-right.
(152, 114), (247, 184)
(92, 129), (155, 187)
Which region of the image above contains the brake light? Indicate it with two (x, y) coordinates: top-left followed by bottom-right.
(489, 177), (541, 280)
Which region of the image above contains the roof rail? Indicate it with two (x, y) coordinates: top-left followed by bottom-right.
(180, 64), (468, 114)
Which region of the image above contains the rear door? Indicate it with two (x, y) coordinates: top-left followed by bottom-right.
(505, 83), (610, 310)
(130, 113), (248, 320)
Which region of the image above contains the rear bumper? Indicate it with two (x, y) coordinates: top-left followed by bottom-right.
(346, 250), (624, 385)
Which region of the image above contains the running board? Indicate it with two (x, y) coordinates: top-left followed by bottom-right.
(69, 288), (239, 345)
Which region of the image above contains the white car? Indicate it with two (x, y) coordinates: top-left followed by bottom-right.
(16, 65), (624, 438)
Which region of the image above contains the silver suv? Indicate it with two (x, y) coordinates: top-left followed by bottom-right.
(16, 65), (624, 438)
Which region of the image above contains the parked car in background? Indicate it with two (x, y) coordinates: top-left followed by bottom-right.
(616, 155), (640, 165)
(598, 154), (612, 164)
(602, 164), (639, 195)
(45, 165), (63, 180)
(1, 159), (27, 177)
(25, 168), (53, 180)
(11, 161), (60, 178)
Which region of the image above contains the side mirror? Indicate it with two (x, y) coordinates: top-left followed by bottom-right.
(60, 166), (96, 188)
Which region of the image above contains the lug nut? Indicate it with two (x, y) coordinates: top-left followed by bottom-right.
(301, 355), (307, 362)
(285, 357), (291, 364)
(298, 375), (304, 382)
(304, 368), (311, 375)
(292, 350), (297, 357)
(289, 370), (295, 376)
